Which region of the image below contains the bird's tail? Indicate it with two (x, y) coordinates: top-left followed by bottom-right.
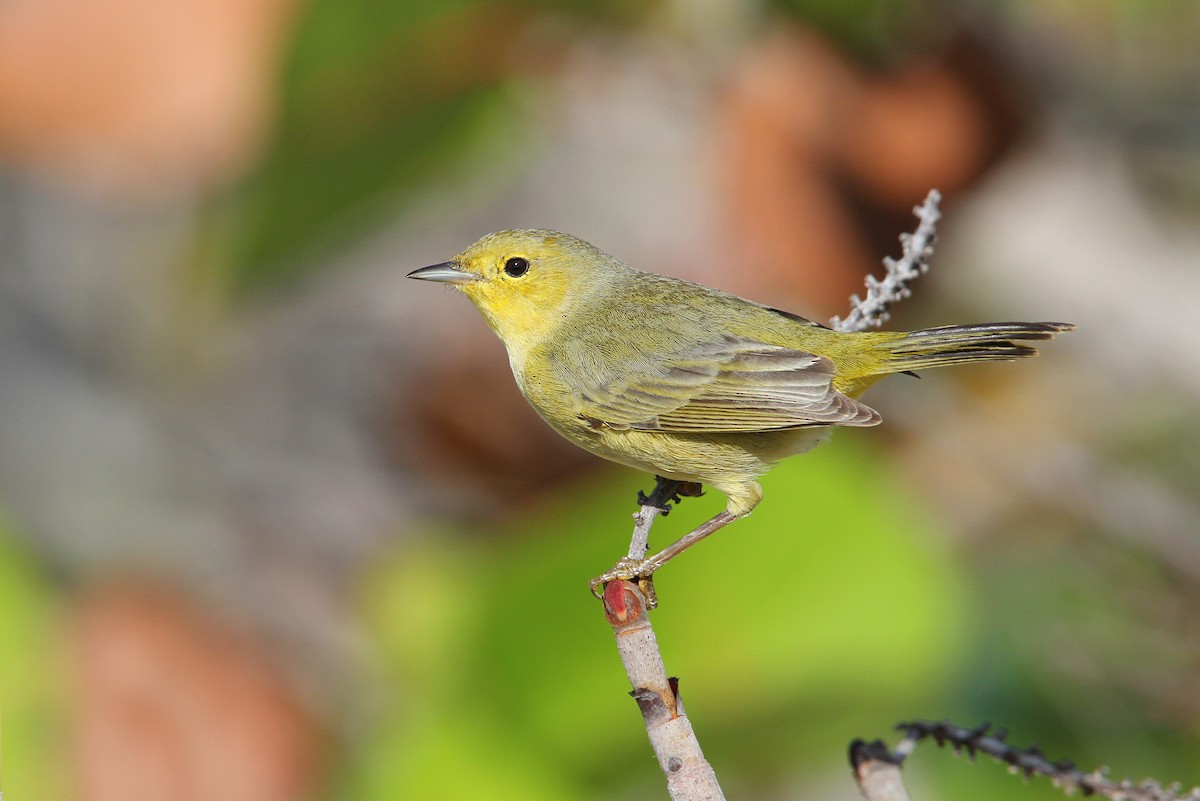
(874, 321), (1075, 374)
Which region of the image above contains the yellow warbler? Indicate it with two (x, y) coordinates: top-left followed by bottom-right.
(409, 229), (1071, 595)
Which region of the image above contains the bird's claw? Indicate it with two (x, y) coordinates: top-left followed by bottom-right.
(590, 557), (659, 609)
(635, 488), (667, 512)
(637, 477), (704, 515)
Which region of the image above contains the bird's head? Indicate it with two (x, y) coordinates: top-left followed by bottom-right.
(408, 229), (623, 349)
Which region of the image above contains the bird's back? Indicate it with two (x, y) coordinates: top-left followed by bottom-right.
(552, 268), (897, 396)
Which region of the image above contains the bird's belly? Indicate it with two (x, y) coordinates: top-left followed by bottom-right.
(546, 418), (832, 486)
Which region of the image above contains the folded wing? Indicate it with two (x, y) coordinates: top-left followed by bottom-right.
(575, 335), (880, 433)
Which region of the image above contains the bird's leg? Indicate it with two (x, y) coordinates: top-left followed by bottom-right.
(593, 477), (695, 606)
(627, 477), (703, 563)
(636, 476), (704, 514)
(591, 477), (733, 609)
(638, 510), (738, 576)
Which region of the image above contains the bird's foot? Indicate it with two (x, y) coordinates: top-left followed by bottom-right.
(636, 477), (704, 515)
(590, 557), (659, 609)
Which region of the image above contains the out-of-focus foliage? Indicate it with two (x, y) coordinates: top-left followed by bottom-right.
(0, 522), (68, 801)
(223, 3), (510, 292)
(768, 0), (939, 61)
(221, 0), (656, 294)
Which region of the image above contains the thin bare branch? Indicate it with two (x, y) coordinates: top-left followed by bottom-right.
(850, 739), (914, 801)
(832, 189), (942, 333)
(851, 720), (1200, 801)
(603, 580), (725, 801)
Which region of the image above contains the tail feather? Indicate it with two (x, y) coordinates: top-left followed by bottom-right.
(880, 321), (1074, 373)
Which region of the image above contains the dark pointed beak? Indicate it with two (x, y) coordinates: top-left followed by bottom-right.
(407, 262), (478, 283)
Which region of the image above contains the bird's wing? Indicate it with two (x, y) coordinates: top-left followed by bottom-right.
(573, 335), (881, 433)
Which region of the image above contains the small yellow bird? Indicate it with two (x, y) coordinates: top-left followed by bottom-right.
(409, 229), (1071, 597)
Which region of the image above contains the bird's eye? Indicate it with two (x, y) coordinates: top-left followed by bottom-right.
(503, 257), (530, 278)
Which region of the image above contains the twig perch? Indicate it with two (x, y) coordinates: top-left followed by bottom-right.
(850, 739), (913, 801)
(603, 580), (725, 800)
(851, 721), (1200, 801)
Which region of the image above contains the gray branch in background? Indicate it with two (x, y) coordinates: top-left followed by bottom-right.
(852, 721), (1200, 801)
(832, 189), (941, 334)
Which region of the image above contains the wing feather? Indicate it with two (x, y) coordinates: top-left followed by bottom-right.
(574, 335), (880, 433)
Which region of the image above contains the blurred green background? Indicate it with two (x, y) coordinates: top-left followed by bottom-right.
(2, 1), (1199, 799)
